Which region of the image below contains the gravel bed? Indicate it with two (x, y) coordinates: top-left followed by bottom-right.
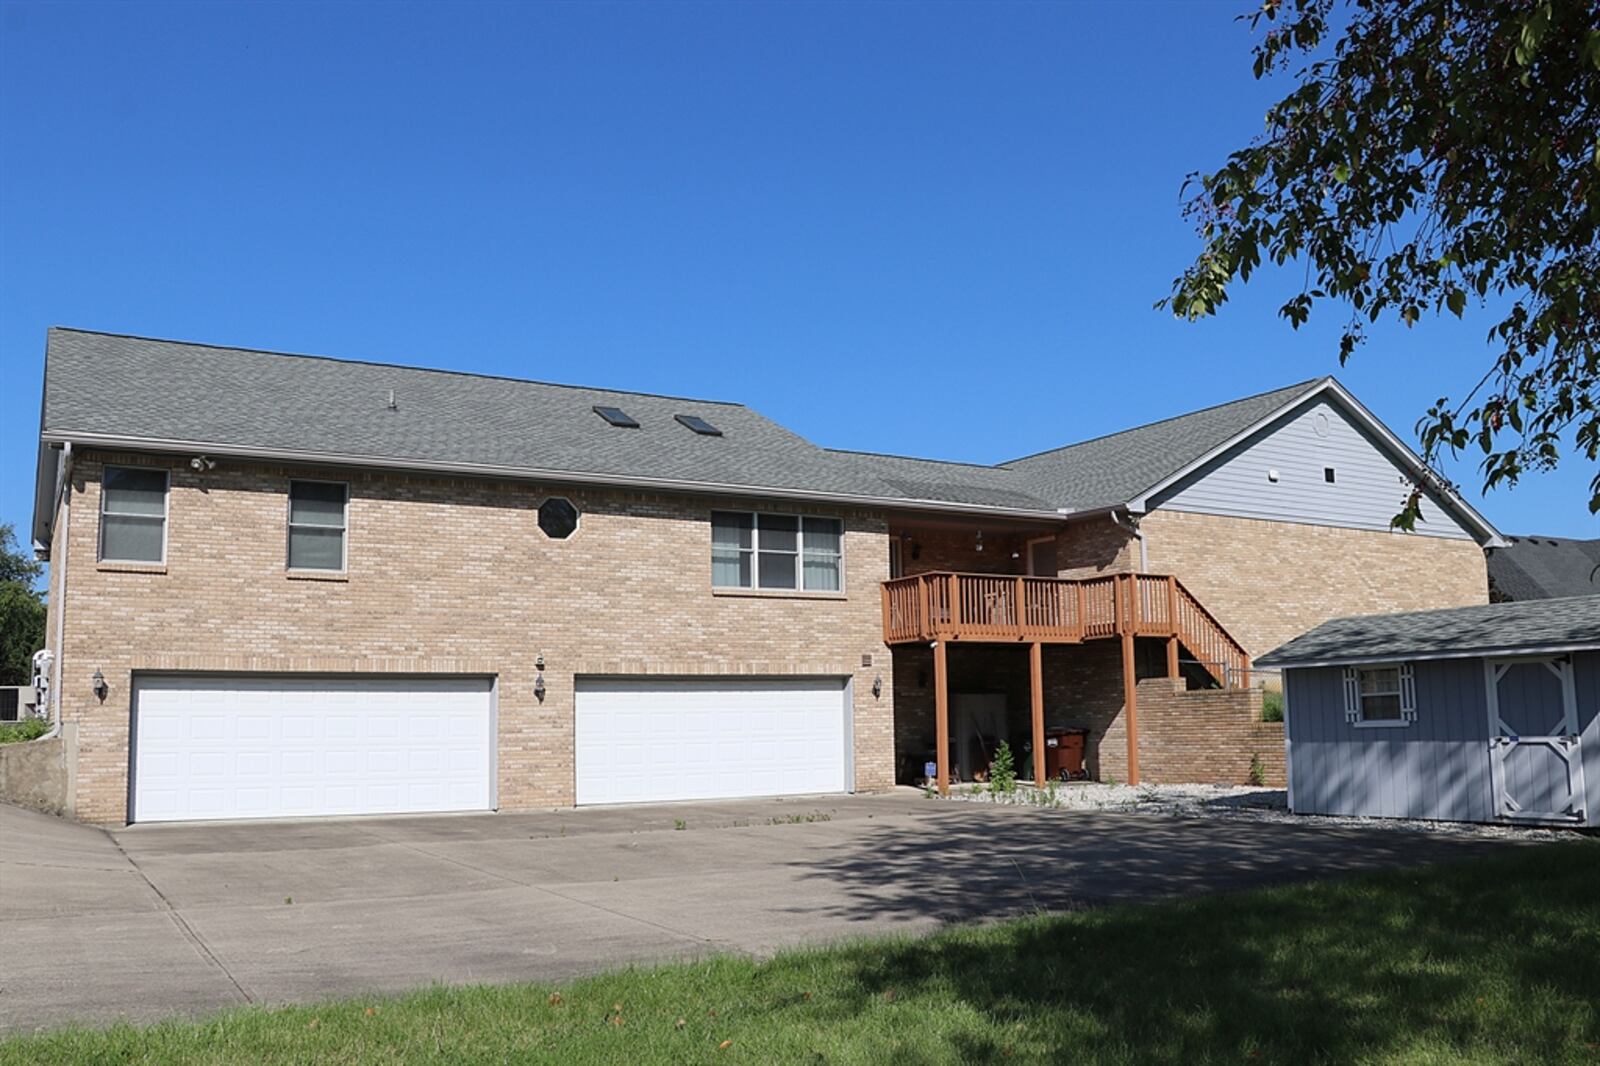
(935, 781), (1578, 840)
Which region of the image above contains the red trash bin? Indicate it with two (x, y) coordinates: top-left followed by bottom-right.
(1043, 729), (1087, 780)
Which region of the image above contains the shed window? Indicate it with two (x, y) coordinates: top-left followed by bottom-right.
(288, 480), (348, 571)
(712, 511), (842, 592)
(1342, 663), (1416, 727)
(100, 466), (169, 563)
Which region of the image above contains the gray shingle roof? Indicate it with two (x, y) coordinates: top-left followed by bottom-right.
(1255, 596), (1600, 668)
(40, 328), (915, 505)
(36, 329), (1469, 541)
(823, 450), (1055, 511)
(1000, 379), (1323, 513)
(1487, 535), (1600, 601)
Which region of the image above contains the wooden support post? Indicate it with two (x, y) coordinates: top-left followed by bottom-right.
(1166, 636), (1180, 680)
(934, 639), (950, 795)
(1121, 628), (1141, 786)
(1029, 641), (1046, 787)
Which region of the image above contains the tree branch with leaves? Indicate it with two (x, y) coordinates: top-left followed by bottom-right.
(1162, 0), (1599, 525)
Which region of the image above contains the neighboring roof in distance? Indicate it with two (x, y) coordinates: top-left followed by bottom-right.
(1487, 535), (1600, 601)
(1256, 595), (1600, 668)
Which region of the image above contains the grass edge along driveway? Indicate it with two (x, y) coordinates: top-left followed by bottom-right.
(6, 840), (1597, 1065)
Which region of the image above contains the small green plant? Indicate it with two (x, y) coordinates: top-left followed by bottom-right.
(672, 819), (686, 831)
(0, 717), (49, 744)
(1248, 752), (1268, 788)
(1103, 775), (1118, 787)
(987, 742), (1017, 794)
(1261, 689), (1284, 723)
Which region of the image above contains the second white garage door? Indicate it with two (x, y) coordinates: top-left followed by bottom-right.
(131, 675), (495, 823)
(574, 677), (851, 805)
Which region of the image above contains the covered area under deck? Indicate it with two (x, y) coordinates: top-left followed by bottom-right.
(883, 571), (1250, 792)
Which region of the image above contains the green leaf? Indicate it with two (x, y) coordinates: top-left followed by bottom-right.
(1332, 162), (1351, 184)
(1446, 289), (1467, 317)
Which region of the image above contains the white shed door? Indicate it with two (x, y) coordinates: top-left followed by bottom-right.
(131, 675), (494, 823)
(574, 677), (851, 805)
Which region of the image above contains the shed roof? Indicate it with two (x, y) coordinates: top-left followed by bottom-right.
(1255, 595), (1600, 668)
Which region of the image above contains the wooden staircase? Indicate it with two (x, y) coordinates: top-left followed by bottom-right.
(881, 570), (1250, 689)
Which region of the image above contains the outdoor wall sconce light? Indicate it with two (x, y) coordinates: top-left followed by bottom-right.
(91, 668), (108, 703)
(534, 674), (546, 701)
(535, 653), (546, 670)
(871, 675), (883, 699)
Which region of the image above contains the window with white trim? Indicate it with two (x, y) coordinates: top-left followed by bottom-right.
(287, 480), (348, 571)
(712, 511), (842, 591)
(99, 466), (169, 563)
(1342, 663), (1416, 726)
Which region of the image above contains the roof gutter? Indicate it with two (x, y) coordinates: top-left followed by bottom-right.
(39, 430), (1072, 523)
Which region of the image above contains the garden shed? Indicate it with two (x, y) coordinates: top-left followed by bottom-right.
(1256, 595), (1599, 826)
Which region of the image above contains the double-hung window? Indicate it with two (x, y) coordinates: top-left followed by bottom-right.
(288, 481), (348, 571)
(1341, 663), (1416, 727)
(99, 466), (169, 563)
(712, 511), (842, 592)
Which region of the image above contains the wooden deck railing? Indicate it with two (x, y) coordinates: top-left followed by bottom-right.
(882, 571), (1251, 687)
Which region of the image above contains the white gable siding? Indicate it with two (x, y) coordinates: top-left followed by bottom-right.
(1148, 399), (1476, 540)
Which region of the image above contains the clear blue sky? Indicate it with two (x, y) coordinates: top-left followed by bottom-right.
(1, 0), (1591, 544)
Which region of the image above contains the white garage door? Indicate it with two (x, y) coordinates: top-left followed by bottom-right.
(574, 677), (851, 805)
(131, 675), (495, 823)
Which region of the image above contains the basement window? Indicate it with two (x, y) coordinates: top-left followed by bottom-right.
(593, 405), (640, 428)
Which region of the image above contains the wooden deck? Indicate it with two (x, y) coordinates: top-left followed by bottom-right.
(881, 571), (1250, 688)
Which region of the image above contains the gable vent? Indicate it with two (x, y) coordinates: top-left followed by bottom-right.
(593, 405), (640, 428)
(675, 414), (722, 437)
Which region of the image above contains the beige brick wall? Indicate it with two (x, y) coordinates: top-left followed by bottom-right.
(1129, 678), (1286, 788)
(1142, 509), (1488, 660)
(1054, 516), (1140, 579)
(56, 451), (895, 824)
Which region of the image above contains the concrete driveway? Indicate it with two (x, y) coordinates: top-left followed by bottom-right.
(0, 792), (1521, 1033)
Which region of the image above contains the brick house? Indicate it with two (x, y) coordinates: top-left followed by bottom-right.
(22, 328), (1502, 825)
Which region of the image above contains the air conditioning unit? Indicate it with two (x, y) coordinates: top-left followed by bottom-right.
(0, 685), (41, 723)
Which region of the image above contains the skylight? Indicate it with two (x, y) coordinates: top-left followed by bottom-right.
(675, 414), (722, 437)
(593, 405), (640, 428)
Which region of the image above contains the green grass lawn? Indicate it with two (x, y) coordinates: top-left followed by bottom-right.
(6, 841), (1597, 1065)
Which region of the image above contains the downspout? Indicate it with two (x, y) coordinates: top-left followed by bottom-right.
(1112, 508), (1148, 573)
(42, 443), (72, 740)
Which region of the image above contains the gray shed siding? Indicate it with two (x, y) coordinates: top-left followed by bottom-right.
(1285, 650), (1599, 824)
(1150, 398), (1475, 539)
